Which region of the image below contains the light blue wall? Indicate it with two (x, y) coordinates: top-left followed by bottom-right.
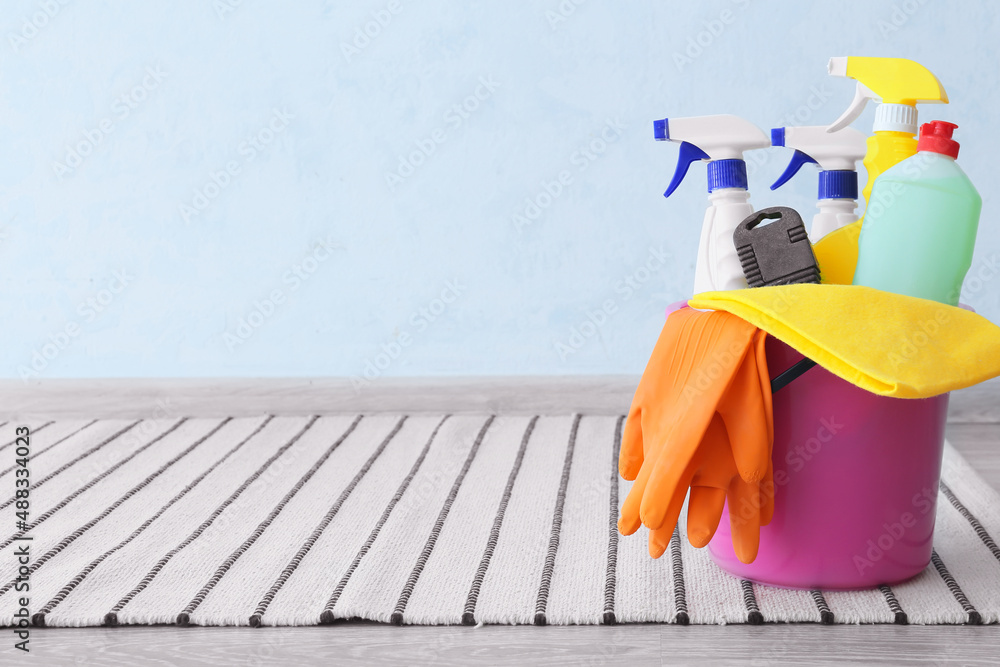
(3, 0), (999, 379)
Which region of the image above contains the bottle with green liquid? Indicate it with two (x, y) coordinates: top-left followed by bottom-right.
(853, 121), (982, 306)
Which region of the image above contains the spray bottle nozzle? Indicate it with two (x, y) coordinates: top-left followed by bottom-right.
(826, 57), (948, 134)
(653, 115), (770, 198)
(769, 125), (865, 197)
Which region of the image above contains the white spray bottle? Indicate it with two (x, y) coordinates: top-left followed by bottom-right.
(654, 115), (771, 294)
(769, 126), (866, 242)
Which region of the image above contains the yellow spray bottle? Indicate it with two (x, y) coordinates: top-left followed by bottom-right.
(811, 57), (948, 284)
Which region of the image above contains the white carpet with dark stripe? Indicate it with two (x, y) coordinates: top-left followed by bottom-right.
(2, 415), (999, 627)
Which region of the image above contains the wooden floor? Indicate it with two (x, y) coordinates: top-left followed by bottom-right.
(24, 619), (1000, 667)
(6, 380), (1000, 666)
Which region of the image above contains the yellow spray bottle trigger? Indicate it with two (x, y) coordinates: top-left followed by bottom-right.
(831, 57), (947, 105)
(826, 57), (948, 133)
(817, 57), (949, 284)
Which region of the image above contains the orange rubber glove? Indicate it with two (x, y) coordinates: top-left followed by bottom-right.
(618, 308), (774, 564)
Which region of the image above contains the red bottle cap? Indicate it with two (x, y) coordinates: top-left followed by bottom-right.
(917, 121), (960, 159)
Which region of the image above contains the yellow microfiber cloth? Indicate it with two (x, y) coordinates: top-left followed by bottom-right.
(690, 283), (1000, 399)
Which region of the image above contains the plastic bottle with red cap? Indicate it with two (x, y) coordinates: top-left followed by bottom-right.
(852, 120), (982, 305)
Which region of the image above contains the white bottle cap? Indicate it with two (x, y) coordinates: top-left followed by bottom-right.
(873, 103), (918, 134)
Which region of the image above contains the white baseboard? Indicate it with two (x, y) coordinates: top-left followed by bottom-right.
(0, 375), (996, 422)
(0, 376), (639, 420)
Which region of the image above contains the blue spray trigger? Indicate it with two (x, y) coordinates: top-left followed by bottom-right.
(770, 150), (818, 191)
(664, 141), (710, 198)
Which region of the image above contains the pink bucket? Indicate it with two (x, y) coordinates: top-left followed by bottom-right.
(708, 337), (949, 589)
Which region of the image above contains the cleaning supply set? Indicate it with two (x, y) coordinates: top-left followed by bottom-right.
(621, 56), (1000, 591)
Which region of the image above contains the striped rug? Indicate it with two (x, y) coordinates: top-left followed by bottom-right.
(2, 414), (999, 627)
